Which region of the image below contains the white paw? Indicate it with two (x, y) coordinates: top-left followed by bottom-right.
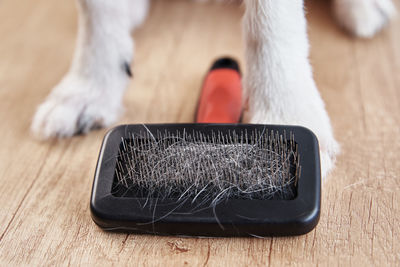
(333, 0), (396, 38)
(243, 89), (340, 180)
(31, 74), (124, 139)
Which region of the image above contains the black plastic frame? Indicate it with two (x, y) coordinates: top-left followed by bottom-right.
(90, 124), (321, 237)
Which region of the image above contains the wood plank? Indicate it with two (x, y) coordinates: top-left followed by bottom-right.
(0, 0), (399, 265)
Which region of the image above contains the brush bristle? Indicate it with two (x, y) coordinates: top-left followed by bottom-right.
(112, 129), (300, 206)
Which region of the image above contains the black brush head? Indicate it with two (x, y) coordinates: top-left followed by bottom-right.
(90, 124), (321, 237)
(210, 57), (241, 74)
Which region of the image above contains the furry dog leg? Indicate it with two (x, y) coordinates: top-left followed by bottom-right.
(242, 0), (339, 178)
(31, 0), (149, 139)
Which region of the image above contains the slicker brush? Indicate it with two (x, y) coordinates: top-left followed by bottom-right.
(90, 58), (321, 237)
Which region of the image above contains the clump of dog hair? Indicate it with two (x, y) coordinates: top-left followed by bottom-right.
(113, 129), (300, 206)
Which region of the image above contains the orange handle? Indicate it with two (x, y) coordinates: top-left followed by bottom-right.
(196, 58), (242, 124)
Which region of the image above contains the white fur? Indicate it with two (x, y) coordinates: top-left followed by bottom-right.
(31, 0), (396, 177)
(31, 0), (149, 138)
(333, 0), (396, 38)
(242, 0), (339, 178)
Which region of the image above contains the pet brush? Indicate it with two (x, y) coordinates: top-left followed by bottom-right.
(90, 58), (321, 237)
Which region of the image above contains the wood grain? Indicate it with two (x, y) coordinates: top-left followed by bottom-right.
(0, 0), (399, 265)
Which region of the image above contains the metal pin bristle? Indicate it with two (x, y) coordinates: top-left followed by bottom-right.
(112, 129), (300, 204)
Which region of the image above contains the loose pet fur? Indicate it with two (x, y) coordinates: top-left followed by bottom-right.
(31, 0), (396, 178)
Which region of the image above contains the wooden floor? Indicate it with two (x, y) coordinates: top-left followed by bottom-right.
(1, 0), (399, 265)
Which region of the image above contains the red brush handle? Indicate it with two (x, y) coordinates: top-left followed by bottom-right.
(196, 58), (242, 124)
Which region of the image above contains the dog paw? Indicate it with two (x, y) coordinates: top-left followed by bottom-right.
(31, 75), (124, 139)
(333, 0), (396, 38)
(242, 92), (340, 180)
